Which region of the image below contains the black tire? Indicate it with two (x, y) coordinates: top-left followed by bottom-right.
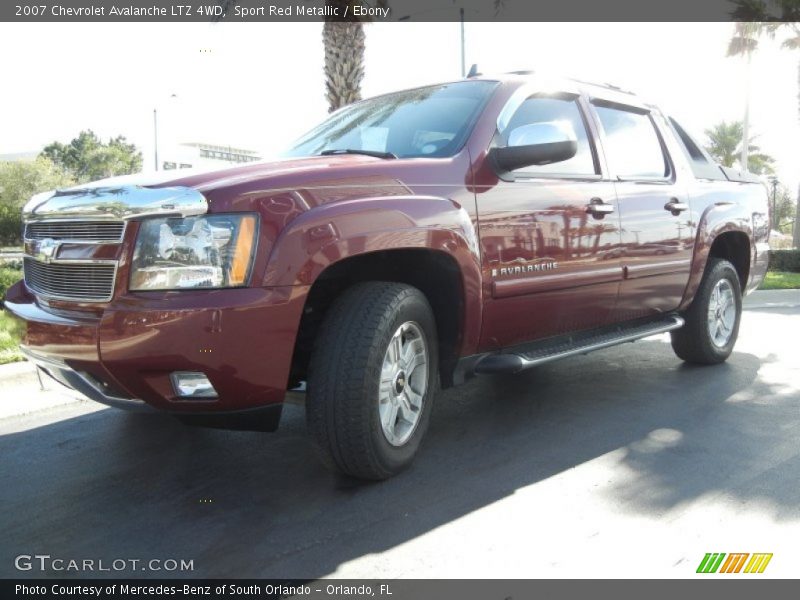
(306, 282), (438, 480)
(671, 258), (742, 365)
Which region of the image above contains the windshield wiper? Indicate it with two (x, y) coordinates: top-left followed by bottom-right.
(319, 148), (397, 159)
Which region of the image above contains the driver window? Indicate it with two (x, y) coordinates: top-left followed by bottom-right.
(503, 97), (597, 177)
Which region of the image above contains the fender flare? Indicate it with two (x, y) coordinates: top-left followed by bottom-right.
(263, 195), (483, 355)
(679, 201), (753, 310)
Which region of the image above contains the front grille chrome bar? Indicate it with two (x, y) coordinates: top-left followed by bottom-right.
(25, 220), (126, 243)
(23, 258), (117, 303)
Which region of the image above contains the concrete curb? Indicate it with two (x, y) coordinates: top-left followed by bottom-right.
(0, 359), (37, 385)
(743, 289), (800, 309)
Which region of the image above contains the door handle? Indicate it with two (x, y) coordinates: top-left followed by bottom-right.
(586, 197), (615, 219)
(664, 198), (689, 215)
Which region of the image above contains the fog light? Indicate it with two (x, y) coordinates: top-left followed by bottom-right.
(171, 372), (218, 399)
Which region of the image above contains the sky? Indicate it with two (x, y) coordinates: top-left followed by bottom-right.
(0, 21), (797, 189)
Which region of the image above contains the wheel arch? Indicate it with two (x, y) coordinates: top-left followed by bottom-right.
(288, 248), (470, 390)
(679, 202), (753, 311)
(267, 196), (483, 390)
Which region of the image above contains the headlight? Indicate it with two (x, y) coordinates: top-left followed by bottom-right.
(130, 214), (258, 291)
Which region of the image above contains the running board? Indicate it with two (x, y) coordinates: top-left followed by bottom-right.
(474, 315), (685, 375)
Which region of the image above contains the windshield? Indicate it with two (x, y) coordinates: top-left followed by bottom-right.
(283, 80), (498, 159)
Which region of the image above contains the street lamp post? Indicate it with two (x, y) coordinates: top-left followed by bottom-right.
(153, 93), (177, 172)
(398, 3), (469, 77)
(153, 108), (159, 171)
(459, 7), (465, 77)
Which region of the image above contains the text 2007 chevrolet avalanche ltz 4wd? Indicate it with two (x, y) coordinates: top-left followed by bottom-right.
(6, 74), (769, 479)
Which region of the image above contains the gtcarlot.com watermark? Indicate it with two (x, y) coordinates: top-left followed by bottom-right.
(14, 554), (194, 573)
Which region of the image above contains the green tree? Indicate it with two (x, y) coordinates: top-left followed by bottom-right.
(0, 158), (75, 246)
(41, 130), (142, 183)
(772, 182), (797, 233)
(704, 120), (776, 174)
(727, 1), (800, 246)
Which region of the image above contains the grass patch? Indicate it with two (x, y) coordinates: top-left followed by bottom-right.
(760, 271), (800, 290)
(0, 310), (24, 365)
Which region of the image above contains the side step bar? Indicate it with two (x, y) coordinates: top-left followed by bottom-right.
(475, 315), (685, 375)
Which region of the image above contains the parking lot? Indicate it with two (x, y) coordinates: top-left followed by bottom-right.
(1, 290), (798, 578)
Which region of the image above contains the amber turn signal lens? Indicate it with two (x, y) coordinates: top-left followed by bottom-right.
(229, 215), (256, 286)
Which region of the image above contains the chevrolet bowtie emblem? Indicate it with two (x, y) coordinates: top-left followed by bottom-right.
(34, 238), (59, 263)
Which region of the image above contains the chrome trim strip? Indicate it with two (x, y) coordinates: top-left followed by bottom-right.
(23, 185), (208, 222)
(3, 298), (91, 326)
(20, 346), (154, 413)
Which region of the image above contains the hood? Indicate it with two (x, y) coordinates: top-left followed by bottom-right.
(25, 152), (465, 225)
(71, 154), (402, 195)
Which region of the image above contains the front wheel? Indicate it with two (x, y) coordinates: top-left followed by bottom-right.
(306, 282), (438, 480)
(671, 258), (742, 365)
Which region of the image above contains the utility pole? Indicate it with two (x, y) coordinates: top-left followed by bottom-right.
(741, 51), (751, 173)
(153, 108), (159, 171)
(460, 7), (465, 77)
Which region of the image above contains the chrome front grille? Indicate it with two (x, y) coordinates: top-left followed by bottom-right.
(23, 258), (117, 302)
(25, 221), (125, 243)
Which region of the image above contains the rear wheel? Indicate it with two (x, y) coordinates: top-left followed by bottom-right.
(306, 282), (438, 480)
(671, 258), (742, 365)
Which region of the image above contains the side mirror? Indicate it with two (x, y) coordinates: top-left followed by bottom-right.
(491, 122), (578, 173)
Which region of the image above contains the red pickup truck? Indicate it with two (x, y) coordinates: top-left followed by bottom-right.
(6, 74), (770, 479)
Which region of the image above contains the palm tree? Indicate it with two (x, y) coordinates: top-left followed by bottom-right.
(704, 121), (776, 174)
(323, 1), (367, 112)
(322, 1), (392, 112)
(727, 22), (761, 170)
(727, 1), (800, 246)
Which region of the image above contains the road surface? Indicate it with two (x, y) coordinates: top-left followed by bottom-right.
(1, 292), (798, 578)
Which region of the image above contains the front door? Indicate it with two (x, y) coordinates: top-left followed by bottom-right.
(476, 93), (623, 349)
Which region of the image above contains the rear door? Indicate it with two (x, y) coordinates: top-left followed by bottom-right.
(589, 100), (694, 321)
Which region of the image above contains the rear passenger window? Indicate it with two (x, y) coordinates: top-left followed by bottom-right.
(594, 106), (668, 179)
(502, 97), (597, 177)
(668, 117), (728, 181)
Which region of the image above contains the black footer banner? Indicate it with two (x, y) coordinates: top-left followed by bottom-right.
(3, 579), (798, 600)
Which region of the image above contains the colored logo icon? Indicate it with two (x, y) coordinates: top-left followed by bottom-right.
(696, 553), (773, 574)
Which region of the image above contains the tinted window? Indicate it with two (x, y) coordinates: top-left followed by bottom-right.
(668, 117), (727, 181)
(669, 118), (706, 161)
(502, 97), (596, 176)
(594, 106), (668, 179)
(284, 81), (498, 159)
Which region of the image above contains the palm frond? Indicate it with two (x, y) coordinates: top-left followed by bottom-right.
(782, 35), (800, 50)
(729, 0), (771, 20)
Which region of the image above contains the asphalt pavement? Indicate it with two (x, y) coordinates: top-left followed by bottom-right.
(1, 291), (798, 578)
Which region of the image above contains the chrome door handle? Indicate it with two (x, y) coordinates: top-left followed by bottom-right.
(664, 198), (689, 215)
(586, 197), (615, 218)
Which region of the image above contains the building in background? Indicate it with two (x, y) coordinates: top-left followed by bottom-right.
(160, 142), (262, 171)
(0, 151), (39, 162)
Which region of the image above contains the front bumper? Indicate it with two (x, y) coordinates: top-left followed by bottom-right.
(5, 280), (308, 431)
